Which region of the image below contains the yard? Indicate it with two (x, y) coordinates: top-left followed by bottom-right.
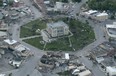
(45, 37), (73, 51)
(21, 18), (95, 51)
(66, 18), (95, 50)
(20, 19), (46, 38)
(24, 37), (44, 50)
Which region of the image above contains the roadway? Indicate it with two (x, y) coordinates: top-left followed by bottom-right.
(3, 0), (45, 76)
(3, 0), (115, 76)
(67, 0), (114, 76)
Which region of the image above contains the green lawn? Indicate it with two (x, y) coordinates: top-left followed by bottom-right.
(45, 37), (73, 51)
(22, 18), (95, 51)
(20, 19), (46, 38)
(67, 18), (95, 50)
(24, 37), (44, 50)
(23, 37), (72, 51)
(20, 27), (35, 38)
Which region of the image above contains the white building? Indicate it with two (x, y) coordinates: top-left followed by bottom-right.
(54, 2), (70, 12)
(41, 21), (69, 42)
(106, 22), (116, 38)
(106, 66), (116, 76)
(4, 39), (17, 45)
(94, 12), (108, 21)
(46, 21), (69, 37)
(4, 39), (32, 57)
(80, 10), (98, 17)
(80, 10), (108, 21)
(0, 74), (5, 76)
(78, 70), (92, 76)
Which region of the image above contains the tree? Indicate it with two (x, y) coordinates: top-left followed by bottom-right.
(110, 14), (115, 20)
(27, 74), (30, 76)
(88, 0), (116, 12)
(0, 0), (3, 6)
(61, 0), (68, 3)
(9, 73), (12, 76)
(8, 0), (14, 6)
(72, 0), (82, 3)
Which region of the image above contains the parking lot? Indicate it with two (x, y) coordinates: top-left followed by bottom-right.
(0, 50), (14, 73)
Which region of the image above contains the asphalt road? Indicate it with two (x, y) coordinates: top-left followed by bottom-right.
(4, 0), (45, 76)
(79, 56), (106, 76)
(68, 0), (113, 76)
(4, 0), (115, 76)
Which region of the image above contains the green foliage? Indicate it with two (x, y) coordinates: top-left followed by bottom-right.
(72, 0), (82, 3)
(61, 0), (68, 3)
(88, 0), (116, 12)
(110, 15), (115, 20)
(0, 0), (3, 6)
(8, 0), (14, 6)
(24, 37), (44, 50)
(45, 37), (73, 51)
(20, 19), (46, 38)
(9, 73), (12, 76)
(54, 0), (68, 3)
(66, 18), (95, 50)
(23, 18), (95, 51)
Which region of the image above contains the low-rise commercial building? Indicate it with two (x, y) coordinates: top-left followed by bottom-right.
(90, 42), (114, 63)
(106, 22), (116, 38)
(4, 39), (33, 58)
(90, 42), (116, 76)
(80, 10), (108, 21)
(94, 12), (108, 21)
(9, 9), (20, 20)
(106, 66), (116, 76)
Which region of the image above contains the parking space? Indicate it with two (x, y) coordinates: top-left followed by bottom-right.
(0, 51), (14, 73)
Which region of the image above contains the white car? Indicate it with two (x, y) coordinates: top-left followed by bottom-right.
(9, 59), (23, 68)
(0, 74), (6, 76)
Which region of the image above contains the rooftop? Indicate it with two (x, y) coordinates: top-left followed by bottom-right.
(47, 21), (68, 28)
(101, 57), (116, 67)
(108, 28), (116, 35)
(106, 22), (116, 37)
(4, 39), (17, 45)
(85, 10), (98, 15)
(96, 12), (108, 17)
(14, 0), (20, 2)
(14, 44), (26, 52)
(0, 31), (7, 37)
(107, 66), (116, 73)
(90, 42), (114, 58)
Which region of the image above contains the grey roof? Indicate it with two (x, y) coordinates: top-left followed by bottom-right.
(47, 21), (68, 28)
(9, 10), (19, 19)
(101, 57), (116, 67)
(90, 42), (114, 57)
(108, 28), (116, 35)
